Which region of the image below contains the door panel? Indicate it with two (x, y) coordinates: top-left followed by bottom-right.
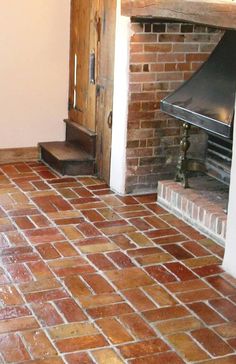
(69, 0), (99, 132)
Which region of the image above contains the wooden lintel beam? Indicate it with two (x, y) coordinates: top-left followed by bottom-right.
(121, 0), (236, 29)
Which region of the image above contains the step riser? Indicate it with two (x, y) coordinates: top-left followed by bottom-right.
(65, 120), (96, 157)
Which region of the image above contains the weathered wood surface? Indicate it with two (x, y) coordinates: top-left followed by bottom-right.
(121, 0), (236, 29)
(0, 147), (38, 164)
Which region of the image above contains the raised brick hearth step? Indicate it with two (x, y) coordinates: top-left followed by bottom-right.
(157, 176), (228, 245)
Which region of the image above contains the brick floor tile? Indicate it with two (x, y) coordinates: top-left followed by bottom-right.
(55, 217), (84, 225)
(206, 275), (236, 296)
(144, 216), (169, 229)
(184, 256), (221, 268)
(0, 333), (30, 362)
(167, 333), (210, 362)
(76, 222), (102, 237)
(25, 289), (68, 304)
(120, 313), (156, 339)
(27, 261), (54, 279)
(83, 274), (115, 294)
(146, 228), (178, 239)
(88, 253), (116, 270)
(228, 338), (236, 350)
(7, 263), (34, 283)
(129, 217), (152, 231)
(107, 251), (134, 268)
(87, 303), (134, 319)
(78, 293), (123, 309)
(36, 243), (61, 260)
(25, 228), (64, 244)
(134, 194), (157, 203)
(98, 208), (120, 221)
(188, 302), (225, 325)
(54, 241), (78, 257)
(65, 352), (95, 364)
(64, 275), (91, 297)
(105, 267), (155, 289)
(118, 338), (169, 359)
(136, 252), (173, 265)
(96, 317), (134, 344)
(182, 241), (210, 256)
(111, 234), (136, 250)
(209, 298), (236, 321)
(214, 323), (236, 338)
(48, 322), (98, 340)
(92, 349), (123, 364)
(0, 285), (24, 305)
(143, 285), (177, 306)
(22, 329), (57, 358)
(123, 288), (156, 311)
(20, 278), (61, 294)
(176, 287), (221, 303)
(0, 316), (39, 334)
(82, 210), (105, 222)
(155, 315), (202, 335)
(31, 302), (64, 327)
(79, 242), (118, 254)
(143, 305), (190, 322)
(162, 244), (193, 260)
(165, 278), (209, 292)
(153, 234), (189, 245)
(13, 216), (35, 230)
(0, 306), (30, 321)
(199, 356), (236, 364)
(145, 265), (177, 283)
(60, 225), (84, 240)
(164, 262), (198, 281)
(30, 215), (52, 227)
(55, 334), (108, 353)
(191, 328), (234, 356)
(126, 232), (153, 247)
(128, 352), (185, 364)
(55, 298), (87, 322)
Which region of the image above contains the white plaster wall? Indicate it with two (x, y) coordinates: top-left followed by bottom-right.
(110, 0), (130, 195)
(223, 110), (236, 277)
(0, 0), (70, 148)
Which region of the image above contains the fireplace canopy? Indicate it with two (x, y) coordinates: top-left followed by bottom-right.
(161, 30), (236, 138)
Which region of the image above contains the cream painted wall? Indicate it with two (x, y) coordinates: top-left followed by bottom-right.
(0, 0), (70, 148)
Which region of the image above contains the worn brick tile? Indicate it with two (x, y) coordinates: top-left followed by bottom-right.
(182, 241), (211, 256)
(23, 329), (57, 358)
(192, 328), (234, 357)
(121, 313), (156, 340)
(143, 305), (190, 322)
(0, 285), (24, 305)
(155, 316), (202, 334)
(54, 241), (78, 257)
(129, 352), (185, 364)
(76, 222), (102, 237)
(25, 288), (68, 303)
(31, 302), (64, 327)
(78, 293), (123, 309)
(129, 217), (152, 231)
(143, 285), (177, 306)
(177, 288), (221, 303)
(56, 334), (108, 353)
(200, 356), (236, 364)
(87, 253), (116, 270)
(82, 210), (105, 222)
(60, 225), (84, 240)
(107, 251), (134, 268)
(36, 243), (61, 260)
(0, 333), (30, 362)
(184, 256), (221, 268)
(127, 232), (153, 247)
(83, 274), (115, 294)
(206, 275), (236, 296)
(27, 261), (54, 279)
(0, 306), (30, 321)
(165, 278), (208, 292)
(144, 216), (169, 229)
(188, 302), (225, 325)
(136, 252), (173, 265)
(55, 298), (87, 322)
(96, 317), (134, 344)
(162, 244), (193, 260)
(65, 352), (95, 364)
(118, 338), (169, 359)
(7, 263), (34, 283)
(30, 214), (52, 228)
(49, 322), (98, 340)
(25, 228), (64, 244)
(123, 288), (156, 311)
(64, 275), (91, 297)
(167, 333), (210, 362)
(105, 267), (154, 289)
(153, 234), (189, 245)
(146, 228), (178, 239)
(228, 338), (236, 350)
(214, 323), (236, 338)
(20, 278), (61, 293)
(55, 217), (84, 225)
(13, 216), (35, 230)
(145, 265), (177, 283)
(164, 262), (198, 281)
(92, 348), (123, 364)
(209, 298), (236, 322)
(87, 303), (134, 319)
(0, 316), (39, 334)
(111, 234), (136, 250)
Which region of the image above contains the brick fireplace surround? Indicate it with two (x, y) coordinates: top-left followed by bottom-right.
(126, 19), (223, 194)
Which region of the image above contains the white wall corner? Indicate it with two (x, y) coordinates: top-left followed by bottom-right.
(223, 101), (236, 277)
(110, 0), (130, 195)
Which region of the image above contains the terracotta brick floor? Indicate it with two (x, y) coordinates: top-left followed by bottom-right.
(0, 161), (235, 363)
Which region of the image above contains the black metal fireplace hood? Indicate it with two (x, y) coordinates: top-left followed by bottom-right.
(161, 30), (236, 138)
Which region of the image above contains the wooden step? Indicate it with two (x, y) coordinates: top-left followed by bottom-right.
(64, 119), (96, 157)
(39, 141), (96, 176)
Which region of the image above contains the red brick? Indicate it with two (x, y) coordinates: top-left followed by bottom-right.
(31, 302), (64, 326)
(145, 265), (177, 283)
(107, 251), (134, 268)
(0, 333), (30, 362)
(119, 338), (169, 359)
(164, 262), (198, 281)
(192, 328), (234, 357)
(55, 298), (87, 322)
(187, 302), (225, 325)
(56, 334), (108, 353)
(87, 253), (116, 270)
(65, 352), (94, 364)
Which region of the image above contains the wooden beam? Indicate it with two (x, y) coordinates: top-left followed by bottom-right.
(0, 147), (39, 164)
(121, 0), (236, 29)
